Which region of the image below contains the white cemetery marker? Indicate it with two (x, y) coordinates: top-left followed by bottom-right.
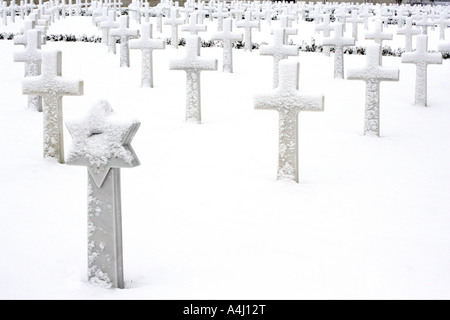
(436, 12), (450, 41)
(212, 3), (229, 32)
(211, 18), (242, 73)
(322, 23), (355, 79)
(314, 14), (333, 57)
(181, 11), (207, 35)
(22, 50), (84, 163)
(14, 20), (35, 47)
(401, 35), (442, 107)
(347, 9), (363, 41)
(365, 19), (393, 46)
(260, 28), (299, 88)
(347, 44), (399, 136)
(236, 10), (259, 52)
(141, 2), (151, 23)
(169, 35), (218, 123)
(416, 13), (434, 35)
(110, 15), (139, 67)
(99, 10), (119, 51)
(397, 17), (421, 52)
(359, 6), (372, 30)
(130, 23), (165, 88)
(254, 60), (324, 183)
(164, 7), (184, 48)
(13, 29), (43, 112)
(66, 100), (140, 289)
(278, 14), (297, 44)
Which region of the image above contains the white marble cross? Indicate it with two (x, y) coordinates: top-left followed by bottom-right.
(181, 11), (207, 35)
(416, 13), (434, 35)
(14, 29), (43, 112)
(347, 9), (363, 41)
(211, 18), (242, 73)
(260, 28), (299, 88)
(278, 14), (297, 44)
(254, 60), (324, 183)
(196, 3), (208, 24)
(236, 10), (259, 52)
(22, 50), (84, 163)
(359, 6), (372, 30)
(322, 23), (355, 79)
(397, 17), (421, 52)
(212, 3), (229, 31)
(141, 2), (151, 23)
(315, 14), (333, 56)
(109, 15), (139, 67)
(347, 44), (399, 136)
(169, 35), (218, 123)
(401, 35), (442, 107)
(130, 23), (165, 88)
(365, 19), (392, 46)
(66, 100), (140, 289)
(99, 10), (118, 47)
(164, 7), (184, 48)
(13, 20), (35, 47)
(435, 12), (450, 40)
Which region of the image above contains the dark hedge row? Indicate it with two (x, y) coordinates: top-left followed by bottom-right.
(2, 32), (448, 59)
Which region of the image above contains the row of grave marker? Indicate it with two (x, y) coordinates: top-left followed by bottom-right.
(8, 1), (450, 289)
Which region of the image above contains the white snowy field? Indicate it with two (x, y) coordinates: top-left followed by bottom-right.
(1, 15), (450, 299)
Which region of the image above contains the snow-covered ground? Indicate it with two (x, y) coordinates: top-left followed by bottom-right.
(1, 14), (450, 299)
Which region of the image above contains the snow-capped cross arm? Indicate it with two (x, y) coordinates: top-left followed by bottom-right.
(254, 61), (324, 183)
(181, 11), (207, 35)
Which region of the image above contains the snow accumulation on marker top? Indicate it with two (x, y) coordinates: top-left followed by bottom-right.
(66, 100), (140, 172)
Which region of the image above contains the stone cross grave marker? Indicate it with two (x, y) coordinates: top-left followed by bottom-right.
(99, 10), (119, 51)
(315, 14), (333, 57)
(397, 17), (421, 52)
(347, 44), (399, 136)
(66, 100), (140, 289)
(22, 50), (84, 163)
(322, 23), (355, 79)
(401, 35), (442, 107)
(181, 11), (207, 35)
(416, 13), (434, 35)
(14, 29), (43, 112)
(110, 15), (139, 67)
(211, 18), (242, 73)
(347, 9), (363, 41)
(278, 14), (297, 44)
(435, 12), (450, 41)
(130, 23), (165, 88)
(169, 35), (218, 123)
(260, 28), (299, 88)
(212, 3), (229, 32)
(254, 60), (324, 183)
(236, 10), (259, 52)
(164, 7), (184, 48)
(13, 20), (35, 47)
